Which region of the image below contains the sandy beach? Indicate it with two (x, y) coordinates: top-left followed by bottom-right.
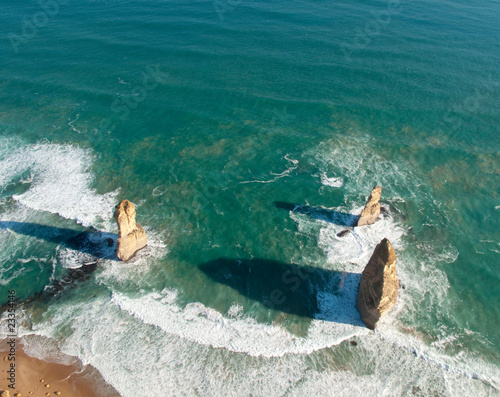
(0, 341), (119, 397)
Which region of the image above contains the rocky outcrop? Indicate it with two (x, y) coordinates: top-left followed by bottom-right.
(114, 200), (148, 261)
(357, 238), (398, 329)
(357, 186), (382, 227)
(337, 229), (351, 238)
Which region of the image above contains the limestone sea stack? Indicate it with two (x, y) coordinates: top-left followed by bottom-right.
(357, 186), (382, 227)
(114, 199), (148, 261)
(357, 238), (398, 329)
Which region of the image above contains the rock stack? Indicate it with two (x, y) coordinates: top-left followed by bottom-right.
(357, 238), (398, 329)
(114, 200), (148, 261)
(357, 186), (382, 226)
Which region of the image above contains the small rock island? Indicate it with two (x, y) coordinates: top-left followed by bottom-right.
(357, 186), (382, 227)
(114, 199), (148, 261)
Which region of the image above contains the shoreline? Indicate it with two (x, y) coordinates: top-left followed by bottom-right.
(0, 339), (120, 397)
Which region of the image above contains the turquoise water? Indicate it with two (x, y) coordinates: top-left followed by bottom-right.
(0, 0), (499, 395)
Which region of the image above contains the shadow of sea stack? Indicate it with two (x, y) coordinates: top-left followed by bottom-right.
(199, 257), (363, 325)
(114, 200), (148, 261)
(274, 201), (359, 227)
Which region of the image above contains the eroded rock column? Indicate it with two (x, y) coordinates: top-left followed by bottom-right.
(114, 200), (148, 261)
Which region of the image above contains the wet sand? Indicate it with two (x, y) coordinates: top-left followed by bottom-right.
(0, 341), (120, 397)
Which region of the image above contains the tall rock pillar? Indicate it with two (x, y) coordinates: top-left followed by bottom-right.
(114, 200), (148, 261)
(357, 238), (399, 329)
(357, 186), (382, 227)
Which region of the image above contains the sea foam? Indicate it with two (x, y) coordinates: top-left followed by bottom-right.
(111, 288), (367, 358)
(12, 294), (498, 397)
(0, 138), (118, 228)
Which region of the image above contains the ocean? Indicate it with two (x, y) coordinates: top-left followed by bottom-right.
(0, 0), (499, 395)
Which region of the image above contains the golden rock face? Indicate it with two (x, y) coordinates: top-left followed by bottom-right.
(357, 238), (399, 329)
(114, 200), (148, 261)
(357, 186), (382, 227)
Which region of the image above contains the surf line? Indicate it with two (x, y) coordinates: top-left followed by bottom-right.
(5, 289), (17, 389)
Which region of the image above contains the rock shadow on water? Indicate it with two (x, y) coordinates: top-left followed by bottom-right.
(0, 221), (118, 261)
(0, 221), (118, 303)
(275, 201), (359, 227)
(199, 258), (363, 327)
